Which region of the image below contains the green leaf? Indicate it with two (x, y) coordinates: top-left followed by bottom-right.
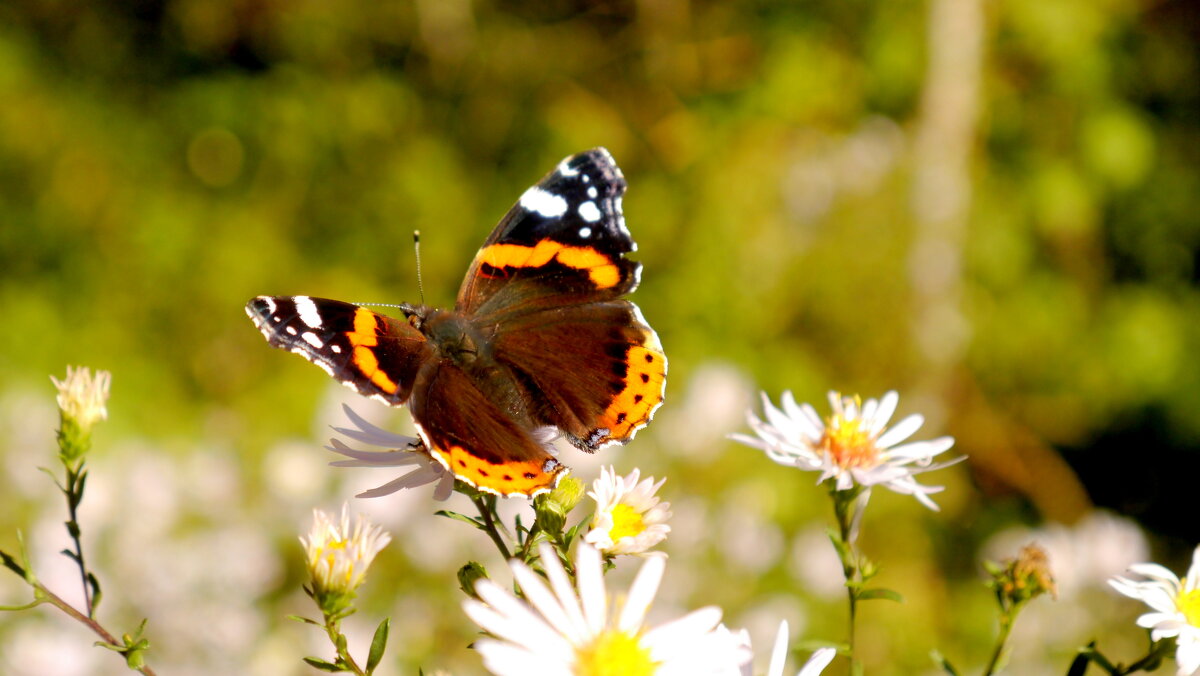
(0, 548), (27, 578)
(435, 510), (484, 529)
(366, 617), (390, 673)
(302, 656), (345, 672)
(87, 572), (103, 611)
(930, 650), (960, 676)
(857, 588), (904, 603)
(288, 614), (323, 626)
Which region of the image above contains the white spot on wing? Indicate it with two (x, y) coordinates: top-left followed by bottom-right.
(519, 186), (568, 218)
(578, 201), (601, 223)
(330, 344), (342, 354)
(302, 332), (324, 348)
(557, 158), (579, 177)
(295, 296), (323, 328)
(578, 226), (592, 238)
(587, 186), (598, 199)
(286, 326), (298, 335)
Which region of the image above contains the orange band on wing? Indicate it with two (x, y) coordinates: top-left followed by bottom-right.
(477, 240), (621, 289)
(596, 343), (666, 442)
(346, 308), (400, 394)
(429, 444), (564, 497)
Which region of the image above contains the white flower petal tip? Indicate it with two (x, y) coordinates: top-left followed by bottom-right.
(464, 543), (745, 675)
(1110, 545), (1200, 675)
(733, 390), (962, 510)
(584, 466), (672, 555)
(327, 405), (455, 501)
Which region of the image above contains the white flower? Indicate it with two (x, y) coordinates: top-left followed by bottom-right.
(464, 543), (747, 675)
(732, 390), (958, 510)
(1110, 545), (1200, 675)
(51, 366), (111, 430)
(327, 404), (455, 501)
(300, 504), (391, 604)
(585, 466), (672, 555)
(725, 621), (836, 676)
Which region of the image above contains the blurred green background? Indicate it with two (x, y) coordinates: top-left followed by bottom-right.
(1, 0), (1197, 674)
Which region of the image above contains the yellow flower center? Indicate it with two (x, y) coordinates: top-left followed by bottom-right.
(820, 416), (880, 469)
(1179, 589), (1200, 627)
(577, 630), (657, 676)
(609, 504), (646, 541)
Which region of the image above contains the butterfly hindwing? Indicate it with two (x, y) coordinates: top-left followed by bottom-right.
(245, 296), (431, 405)
(491, 301), (667, 451)
(409, 361), (565, 496)
(456, 148), (641, 320)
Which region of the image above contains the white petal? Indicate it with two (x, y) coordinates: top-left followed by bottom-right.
(540, 543), (589, 642)
(473, 638), (573, 676)
(575, 544), (608, 635)
(644, 606), (724, 659)
(768, 620), (789, 676)
(1187, 546), (1200, 591)
(513, 559), (585, 645)
(1176, 640), (1200, 675)
(876, 414), (924, 449)
(797, 648), (837, 676)
(782, 392), (824, 441)
(870, 391), (899, 433)
(619, 554), (665, 633)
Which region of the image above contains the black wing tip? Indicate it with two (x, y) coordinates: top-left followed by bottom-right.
(560, 148), (626, 187)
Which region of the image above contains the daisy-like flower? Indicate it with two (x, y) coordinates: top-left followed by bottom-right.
(732, 390), (958, 510)
(724, 621), (836, 676)
(326, 404), (456, 501)
(464, 542), (748, 676)
(585, 466), (672, 555)
(51, 366), (111, 431)
(301, 504), (392, 615)
(1109, 545), (1200, 675)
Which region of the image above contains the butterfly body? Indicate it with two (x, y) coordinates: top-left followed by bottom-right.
(247, 149), (665, 497)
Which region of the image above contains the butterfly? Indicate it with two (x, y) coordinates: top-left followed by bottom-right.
(246, 148), (666, 497)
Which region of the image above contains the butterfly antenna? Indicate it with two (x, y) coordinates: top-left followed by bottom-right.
(413, 230), (426, 306)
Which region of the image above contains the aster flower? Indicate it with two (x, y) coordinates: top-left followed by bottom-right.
(463, 543), (747, 675)
(1109, 545), (1200, 675)
(51, 366), (111, 431)
(301, 504), (392, 616)
(327, 404), (455, 501)
(732, 390), (958, 510)
(584, 466), (672, 555)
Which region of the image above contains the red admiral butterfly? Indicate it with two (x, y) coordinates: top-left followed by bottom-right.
(246, 148), (666, 497)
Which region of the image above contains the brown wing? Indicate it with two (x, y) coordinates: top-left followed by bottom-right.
(488, 301), (666, 452)
(409, 360), (566, 497)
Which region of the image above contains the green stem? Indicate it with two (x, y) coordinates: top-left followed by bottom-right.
(982, 610), (1014, 676)
(63, 462), (94, 615)
(472, 494), (512, 560)
(34, 582), (157, 676)
(832, 486), (863, 675)
(326, 618), (366, 676)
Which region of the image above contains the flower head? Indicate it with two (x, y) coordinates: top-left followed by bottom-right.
(988, 543), (1057, 605)
(732, 390), (958, 510)
(301, 504), (391, 616)
(51, 366), (112, 463)
(327, 404), (455, 501)
(585, 466), (672, 556)
(1110, 545), (1200, 675)
(464, 543), (747, 675)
